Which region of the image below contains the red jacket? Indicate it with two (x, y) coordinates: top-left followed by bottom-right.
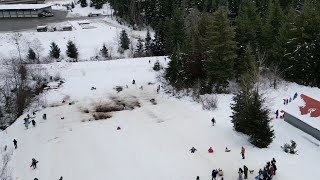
(208, 148), (214, 153)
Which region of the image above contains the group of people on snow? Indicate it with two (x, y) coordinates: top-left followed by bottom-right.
(256, 158), (277, 180)
(238, 165), (249, 180)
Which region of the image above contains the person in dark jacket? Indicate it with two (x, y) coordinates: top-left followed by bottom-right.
(275, 109), (279, 118)
(13, 139), (17, 149)
(31, 120), (36, 127)
(196, 176), (200, 180)
(34, 178), (39, 180)
(190, 147), (197, 153)
(271, 158), (276, 164)
(43, 113), (47, 120)
(132, 79), (135, 84)
(211, 117), (216, 126)
(212, 169), (218, 180)
(30, 158), (39, 169)
(59, 177), (63, 180)
(243, 165), (248, 179)
(238, 168), (244, 180)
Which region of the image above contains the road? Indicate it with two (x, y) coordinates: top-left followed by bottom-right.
(0, 10), (107, 32)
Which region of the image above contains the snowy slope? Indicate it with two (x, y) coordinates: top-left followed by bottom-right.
(0, 57), (320, 180)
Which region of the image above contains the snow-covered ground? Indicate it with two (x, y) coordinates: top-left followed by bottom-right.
(0, 57), (320, 180)
(0, 18), (148, 60)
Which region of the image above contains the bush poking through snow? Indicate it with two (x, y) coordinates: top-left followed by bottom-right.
(95, 104), (123, 113)
(114, 86), (123, 93)
(199, 95), (218, 110)
(281, 140), (298, 154)
(93, 112), (112, 120)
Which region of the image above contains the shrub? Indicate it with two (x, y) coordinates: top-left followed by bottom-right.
(153, 60), (161, 71)
(281, 140), (297, 154)
(93, 112), (112, 120)
(199, 94), (218, 110)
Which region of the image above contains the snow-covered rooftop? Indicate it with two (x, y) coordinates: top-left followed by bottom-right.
(0, 4), (52, 10)
(284, 93), (320, 130)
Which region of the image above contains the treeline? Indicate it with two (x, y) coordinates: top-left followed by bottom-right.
(108, 0), (320, 91)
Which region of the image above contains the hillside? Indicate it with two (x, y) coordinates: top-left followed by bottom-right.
(0, 57), (319, 180)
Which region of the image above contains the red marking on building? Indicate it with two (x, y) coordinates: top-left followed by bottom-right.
(299, 94), (320, 117)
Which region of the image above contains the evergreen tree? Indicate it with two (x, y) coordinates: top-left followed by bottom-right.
(91, 0), (104, 9)
(235, 0), (260, 80)
(165, 8), (186, 54)
(80, 0), (88, 7)
(145, 28), (152, 56)
(66, 40), (78, 60)
(49, 42), (61, 59)
(247, 92), (274, 148)
(165, 47), (187, 89)
(120, 30), (130, 51)
(100, 43), (109, 59)
(205, 7), (237, 92)
(231, 90), (274, 148)
(151, 27), (166, 56)
(27, 48), (36, 61)
(135, 37), (144, 57)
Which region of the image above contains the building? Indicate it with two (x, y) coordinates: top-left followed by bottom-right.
(0, 4), (52, 18)
(283, 94), (320, 141)
(0, 0), (44, 4)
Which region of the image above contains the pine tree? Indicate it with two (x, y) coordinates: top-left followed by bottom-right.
(91, 0), (104, 9)
(165, 8), (186, 54)
(145, 28), (152, 56)
(135, 37), (144, 57)
(205, 7), (237, 92)
(120, 30), (130, 51)
(151, 28), (166, 56)
(231, 90), (274, 148)
(247, 92), (274, 148)
(80, 0), (88, 7)
(27, 48), (36, 61)
(100, 43), (109, 59)
(235, 0), (260, 80)
(66, 40), (78, 60)
(49, 42), (61, 59)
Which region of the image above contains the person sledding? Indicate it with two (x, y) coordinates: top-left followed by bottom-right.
(30, 158), (39, 169)
(208, 147), (214, 153)
(190, 147), (197, 153)
(117, 126), (121, 130)
(225, 147), (231, 152)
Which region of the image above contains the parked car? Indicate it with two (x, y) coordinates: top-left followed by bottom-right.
(38, 10), (54, 17)
(88, 13), (101, 17)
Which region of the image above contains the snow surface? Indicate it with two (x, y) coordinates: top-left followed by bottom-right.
(0, 57), (320, 180)
(0, 18), (147, 60)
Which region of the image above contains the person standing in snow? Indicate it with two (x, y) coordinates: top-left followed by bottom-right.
(59, 176), (63, 180)
(196, 176), (200, 180)
(31, 119), (36, 127)
(240, 146), (245, 159)
(275, 110), (279, 119)
(30, 158), (39, 169)
(13, 139), (17, 149)
(132, 79), (135, 84)
(293, 92), (298, 100)
(34, 178), (39, 180)
(243, 165), (248, 179)
(238, 168), (244, 180)
(43, 113), (46, 120)
(211, 117), (216, 126)
(190, 147), (197, 153)
(212, 169), (218, 180)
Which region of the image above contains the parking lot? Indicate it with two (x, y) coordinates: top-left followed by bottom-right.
(0, 10), (106, 32)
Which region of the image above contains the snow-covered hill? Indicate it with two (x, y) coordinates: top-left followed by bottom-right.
(0, 57), (319, 180)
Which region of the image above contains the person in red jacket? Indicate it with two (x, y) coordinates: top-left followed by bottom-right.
(208, 147), (214, 153)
